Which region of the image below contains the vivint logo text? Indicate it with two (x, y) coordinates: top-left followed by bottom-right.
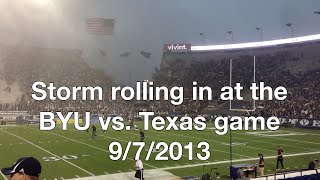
(168, 44), (187, 50)
(164, 43), (191, 52)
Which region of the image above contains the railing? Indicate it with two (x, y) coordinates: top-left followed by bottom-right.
(251, 168), (319, 180)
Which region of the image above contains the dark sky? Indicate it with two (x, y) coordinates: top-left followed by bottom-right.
(1, 0), (320, 85)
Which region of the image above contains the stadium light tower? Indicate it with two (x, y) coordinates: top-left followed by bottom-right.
(226, 31), (233, 43)
(200, 33), (208, 44)
(286, 23), (294, 38)
(256, 27), (263, 41)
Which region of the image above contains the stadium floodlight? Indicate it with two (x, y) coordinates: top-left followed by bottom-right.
(226, 31), (233, 42)
(286, 23), (294, 38)
(256, 27), (263, 41)
(200, 33), (207, 43)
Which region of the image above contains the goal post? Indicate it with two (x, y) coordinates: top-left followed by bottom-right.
(229, 56), (256, 112)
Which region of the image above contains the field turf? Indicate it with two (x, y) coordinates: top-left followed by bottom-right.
(0, 123), (319, 180)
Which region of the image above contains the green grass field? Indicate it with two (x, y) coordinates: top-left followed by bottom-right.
(0, 123), (319, 180)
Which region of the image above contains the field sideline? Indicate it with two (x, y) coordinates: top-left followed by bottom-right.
(0, 123), (319, 180)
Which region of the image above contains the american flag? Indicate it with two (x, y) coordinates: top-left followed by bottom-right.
(86, 18), (115, 35)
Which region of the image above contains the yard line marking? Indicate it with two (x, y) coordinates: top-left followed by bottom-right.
(93, 134), (158, 169)
(159, 151), (320, 170)
(60, 177), (64, 180)
(231, 135), (318, 151)
(0, 171), (7, 180)
(139, 130), (252, 158)
(117, 170), (122, 173)
(1, 129), (94, 176)
(232, 131), (320, 145)
(75, 175), (80, 178)
(104, 172), (108, 174)
(280, 130), (320, 136)
(120, 131), (199, 160)
(200, 130), (318, 152)
(180, 130), (275, 153)
(23, 127), (158, 169)
(119, 130), (242, 159)
(129, 169), (134, 172)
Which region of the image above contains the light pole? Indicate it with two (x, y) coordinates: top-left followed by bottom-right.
(256, 27), (263, 41)
(226, 31), (233, 43)
(200, 33), (207, 44)
(286, 23), (294, 38)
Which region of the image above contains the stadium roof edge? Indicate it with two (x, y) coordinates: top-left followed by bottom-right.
(191, 34), (320, 51)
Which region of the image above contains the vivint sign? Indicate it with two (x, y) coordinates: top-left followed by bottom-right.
(163, 44), (191, 52)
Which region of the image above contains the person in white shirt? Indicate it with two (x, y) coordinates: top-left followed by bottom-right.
(134, 158), (144, 180)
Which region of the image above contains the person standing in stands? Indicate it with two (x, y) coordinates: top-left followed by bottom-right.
(276, 145), (284, 170)
(1, 157), (42, 180)
(258, 154), (265, 176)
(308, 159), (319, 170)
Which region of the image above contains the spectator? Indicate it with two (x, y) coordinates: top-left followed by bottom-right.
(1, 157), (42, 180)
(237, 167), (246, 180)
(308, 159), (319, 170)
(257, 154), (265, 176)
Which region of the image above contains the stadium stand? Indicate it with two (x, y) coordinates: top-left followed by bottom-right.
(154, 40), (320, 121)
(2, 39), (320, 122)
(0, 36), (319, 179)
(0, 45), (134, 117)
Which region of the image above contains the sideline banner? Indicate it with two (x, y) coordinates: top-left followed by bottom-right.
(279, 118), (320, 128)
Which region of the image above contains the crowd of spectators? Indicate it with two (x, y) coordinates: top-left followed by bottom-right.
(153, 51), (320, 119)
(0, 47), (135, 117)
(1, 46), (320, 119)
